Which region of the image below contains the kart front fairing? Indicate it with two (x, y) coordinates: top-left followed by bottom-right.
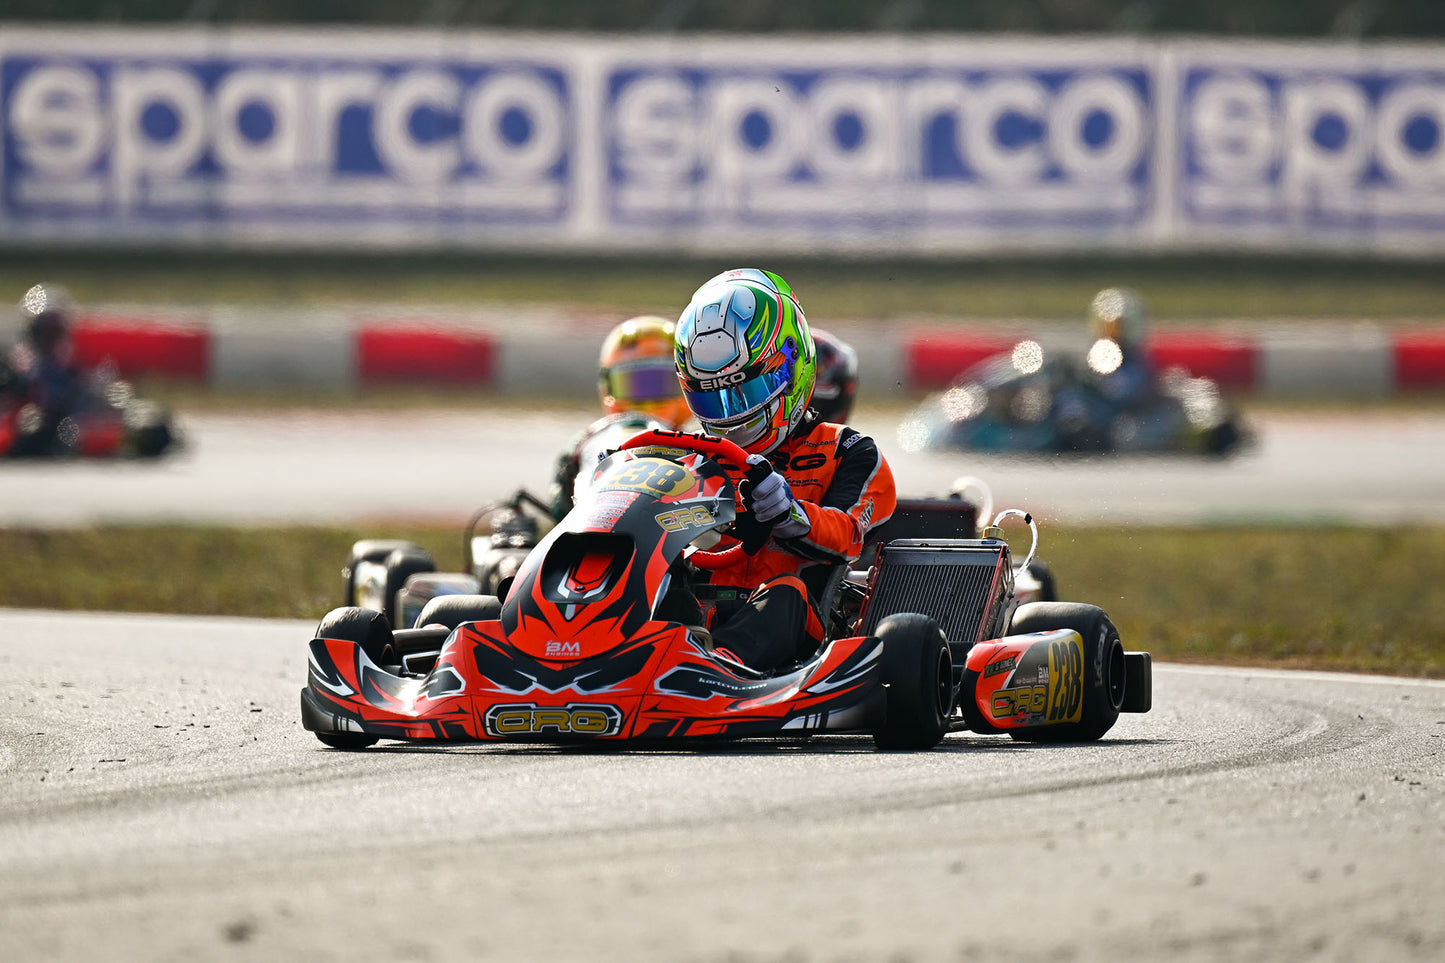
(303, 443), (887, 743)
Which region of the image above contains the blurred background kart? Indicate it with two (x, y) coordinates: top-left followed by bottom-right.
(899, 337), (1250, 457)
(0, 356), (177, 459)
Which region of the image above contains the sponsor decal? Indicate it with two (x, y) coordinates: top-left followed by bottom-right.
(842, 431), (862, 449)
(983, 655), (1016, 678)
(655, 665), (777, 699)
(545, 640), (583, 658)
(483, 702), (624, 736)
(780, 451), (827, 471)
(585, 489), (639, 528)
(694, 371), (747, 392)
(991, 684), (1049, 719)
(627, 445), (688, 458)
(4, 44), (573, 240)
(988, 634), (1083, 723)
(656, 505), (716, 532)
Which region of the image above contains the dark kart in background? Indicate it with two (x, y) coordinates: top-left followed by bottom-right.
(0, 357), (178, 459)
(899, 338), (1250, 457)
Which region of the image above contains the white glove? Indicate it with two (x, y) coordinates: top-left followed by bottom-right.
(744, 454), (811, 539)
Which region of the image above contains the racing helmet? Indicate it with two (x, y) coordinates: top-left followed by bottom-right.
(810, 329), (859, 424)
(674, 268), (815, 455)
(597, 315), (692, 426)
(18, 283), (76, 354)
(1087, 287), (1147, 350)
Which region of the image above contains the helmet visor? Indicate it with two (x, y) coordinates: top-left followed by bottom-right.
(682, 361), (790, 424)
(606, 359), (680, 404)
(702, 403), (774, 450)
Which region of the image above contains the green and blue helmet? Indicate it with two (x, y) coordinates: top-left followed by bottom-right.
(674, 269), (816, 455)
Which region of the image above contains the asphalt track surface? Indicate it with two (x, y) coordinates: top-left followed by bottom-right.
(2, 408), (1443, 961)
(1, 609), (1441, 962)
(2, 406), (1444, 526)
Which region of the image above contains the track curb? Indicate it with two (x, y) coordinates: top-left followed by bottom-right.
(64, 311), (1445, 398)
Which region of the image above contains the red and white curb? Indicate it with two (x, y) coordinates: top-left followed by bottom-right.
(65, 312), (1445, 398)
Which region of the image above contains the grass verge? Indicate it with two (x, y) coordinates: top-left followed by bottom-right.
(2, 523), (1441, 678)
(6, 252), (1445, 320)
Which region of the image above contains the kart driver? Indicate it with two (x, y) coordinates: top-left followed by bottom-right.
(1085, 287), (1158, 412)
(7, 283), (86, 421)
(548, 315), (694, 520)
(809, 328), (860, 424)
(668, 269), (896, 673)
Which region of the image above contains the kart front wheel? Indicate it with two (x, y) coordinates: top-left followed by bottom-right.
(310, 606), (396, 749)
(315, 731), (378, 750)
(872, 613), (953, 751)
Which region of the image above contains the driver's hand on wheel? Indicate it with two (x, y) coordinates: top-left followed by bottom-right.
(741, 454), (811, 540)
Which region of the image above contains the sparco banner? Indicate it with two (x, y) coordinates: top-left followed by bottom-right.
(1, 29), (1442, 255)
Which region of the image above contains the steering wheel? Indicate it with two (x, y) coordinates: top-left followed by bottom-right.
(618, 429), (756, 570)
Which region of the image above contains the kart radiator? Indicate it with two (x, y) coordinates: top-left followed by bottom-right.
(859, 539), (1014, 648)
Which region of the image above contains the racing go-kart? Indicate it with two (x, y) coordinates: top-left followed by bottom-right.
(899, 338), (1248, 457)
(0, 357), (178, 459)
(303, 430), (1151, 750)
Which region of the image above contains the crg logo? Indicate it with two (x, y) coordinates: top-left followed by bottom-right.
(483, 703), (624, 737)
(545, 640), (582, 658)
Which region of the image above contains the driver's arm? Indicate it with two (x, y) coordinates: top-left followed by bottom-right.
(776, 428), (896, 565)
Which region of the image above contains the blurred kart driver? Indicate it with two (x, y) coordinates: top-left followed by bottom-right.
(548, 315), (694, 520)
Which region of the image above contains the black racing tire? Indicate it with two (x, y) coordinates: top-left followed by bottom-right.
(382, 547), (436, 624)
(414, 593), (503, 631)
(1204, 419), (1243, 457)
(124, 401), (175, 457)
(311, 606), (395, 749)
(1006, 602), (1126, 743)
(343, 539), (414, 606)
(1025, 559), (1059, 602)
(872, 613), (953, 751)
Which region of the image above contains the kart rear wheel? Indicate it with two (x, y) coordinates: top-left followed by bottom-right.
(414, 593), (503, 631)
(872, 613), (953, 751)
(1025, 559), (1059, 602)
(382, 547), (436, 625)
(311, 606), (395, 749)
(1005, 602), (1126, 743)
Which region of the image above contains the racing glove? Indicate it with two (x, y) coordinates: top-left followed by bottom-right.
(740, 454), (811, 541)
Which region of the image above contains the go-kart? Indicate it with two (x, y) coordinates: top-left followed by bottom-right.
(303, 430), (1151, 750)
(0, 358), (177, 459)
(898, 337), (1248, 457)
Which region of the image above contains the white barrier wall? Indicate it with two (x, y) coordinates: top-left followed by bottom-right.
(2, 29), (1442, 254)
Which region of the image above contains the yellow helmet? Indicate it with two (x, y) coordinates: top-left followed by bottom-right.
(1087, 287), (1147, 349)
(598, 316), (691, 426)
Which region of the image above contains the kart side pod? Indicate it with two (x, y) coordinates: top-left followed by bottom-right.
(961, 620), (1151, 742)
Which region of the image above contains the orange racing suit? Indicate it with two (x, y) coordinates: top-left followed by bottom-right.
(697, 412), (897, 669)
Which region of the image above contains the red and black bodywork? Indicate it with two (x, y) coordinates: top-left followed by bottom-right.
(304, 435), (891, 745)
(302, 431), (1152, 749)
